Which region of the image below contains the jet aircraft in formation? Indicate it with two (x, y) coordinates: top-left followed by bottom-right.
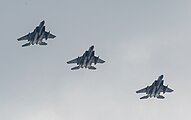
(17, 20), (56, 47)
(67, 45), (105, 70)
(17, 21), (174, 99)
(136, 75), (173, 99)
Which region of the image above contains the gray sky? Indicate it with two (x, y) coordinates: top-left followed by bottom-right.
(0, 0), (191, 120)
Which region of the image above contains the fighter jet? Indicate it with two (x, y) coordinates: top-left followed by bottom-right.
(67, 45), (105, 70)
(17, 20), (56, 47)
(136, 75), (173, 99)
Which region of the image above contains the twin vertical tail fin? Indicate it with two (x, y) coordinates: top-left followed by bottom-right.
(22, 43), (31, 47)
(71, 66), (80, 70)
(140, 96), (149, 99)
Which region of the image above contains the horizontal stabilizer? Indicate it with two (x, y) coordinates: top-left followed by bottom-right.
(71, 66), (80, 70)
(39, 42), (47, 45)
(140, 96), (149, 99)
(88, 66), (96, 70)
(157, 95), (165, 99)
(22, 43), (30, 47)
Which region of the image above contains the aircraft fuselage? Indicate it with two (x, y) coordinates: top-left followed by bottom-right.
(147, 79), (164, 98)
(78, 46), (95, 68)
(29, 23), (46, 45)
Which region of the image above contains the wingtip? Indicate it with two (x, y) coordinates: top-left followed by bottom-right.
(51, 35), (56, 39)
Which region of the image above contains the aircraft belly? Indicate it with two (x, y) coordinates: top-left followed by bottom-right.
(38, 33), (44, 44)
(83, 57), (87, 66)
(39, 28), (43, 36)
(156, 85), (163, 95)
(88, 51), (93, 60)
(87, 58), (93, 66)
(151, 87), (156, 97)
(34, 34), (38, 45)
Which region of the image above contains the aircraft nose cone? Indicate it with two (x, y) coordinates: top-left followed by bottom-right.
(160, 75), (164, 79)
(41, 20), (45, 25)
(90, 45), (94, 50)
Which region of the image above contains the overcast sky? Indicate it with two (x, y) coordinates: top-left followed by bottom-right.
(0, 0), (191, 120)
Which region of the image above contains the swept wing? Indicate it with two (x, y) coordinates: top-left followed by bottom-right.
(166, 87), (173, 92)
(157, 85), (174, 93)
(17, 34), (30, 41)
(45, 32), (56, 39)
(136, 86), (149, 93)
(94, 56), (105, 64)
(67, 57), (80, 64)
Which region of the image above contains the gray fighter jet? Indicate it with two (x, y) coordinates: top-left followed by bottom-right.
(136, 75), (173, 99)
(67, 45), (105, 70)
(17, 20), (56, 47)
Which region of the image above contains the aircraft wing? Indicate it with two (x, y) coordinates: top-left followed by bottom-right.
(17, 34), (29, 41)
(97, 58), (105, 63)
(67, 57), (80, 64)
(166, 87), (173, 92)
(45, 32), (56, 39)
(94, 56), (105, 64)
(136, 87), (148, 93)
(158, 85), (174, 93)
